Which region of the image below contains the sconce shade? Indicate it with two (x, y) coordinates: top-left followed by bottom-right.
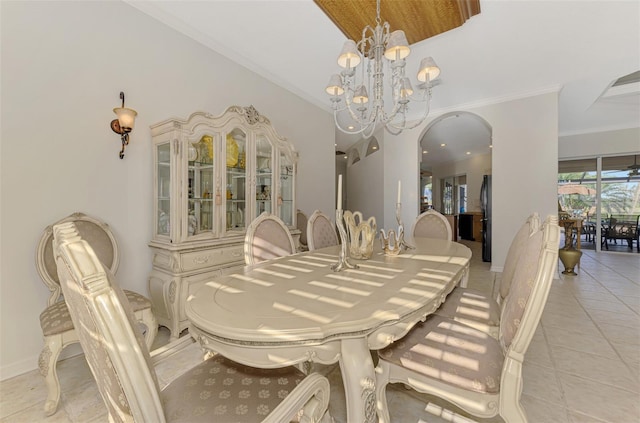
(384, 30), (410, 60)
(337, 40), (361, 69)
(352, 85), (369, 104)
(113, 107), (137, 132)
(325, 74), (345, 96)
(417, 57), (441, 82)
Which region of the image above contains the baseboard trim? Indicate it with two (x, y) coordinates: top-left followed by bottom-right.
(1, 345), (83, 381)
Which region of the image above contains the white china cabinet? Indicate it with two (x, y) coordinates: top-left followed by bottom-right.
(148, 105), (298, 339)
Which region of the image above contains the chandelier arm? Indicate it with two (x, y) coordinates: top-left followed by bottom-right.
(383, 123), (404, 136)
(343, 96), (373, 126)
(386, 94), (433, 132)
(333, 111), (374, 136)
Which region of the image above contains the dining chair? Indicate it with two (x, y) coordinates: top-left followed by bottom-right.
(297, 209), (309, 251)
(35, 212), (157, 416)
(412, 209), (452, 241)
(307, 210), (339, 251)
(433, 213), (540, 337)
(375, 215), (559, 423)
(244, 212), (296, 265)
(52, 222), (332, 423)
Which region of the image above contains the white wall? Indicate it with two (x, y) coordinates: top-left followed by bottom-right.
(384, 91), (559, 272)
(559, 127), (640, 159)
(0, 1), (334, 378)
(345, 135), (384, 228)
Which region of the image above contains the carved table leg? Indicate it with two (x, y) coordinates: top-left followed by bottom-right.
(339, 338), (378, 423)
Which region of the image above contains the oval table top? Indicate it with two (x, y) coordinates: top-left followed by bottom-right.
(186, 237), (471, 346)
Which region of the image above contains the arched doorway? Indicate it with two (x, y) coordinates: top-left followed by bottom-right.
(418, 112), (493, 252)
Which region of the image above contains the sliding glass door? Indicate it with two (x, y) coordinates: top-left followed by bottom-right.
(558, 154), (640, 252)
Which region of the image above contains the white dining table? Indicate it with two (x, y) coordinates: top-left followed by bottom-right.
(186, 237), (471, 423)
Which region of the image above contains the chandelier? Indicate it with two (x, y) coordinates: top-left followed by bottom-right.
(325, 0), (441, 138)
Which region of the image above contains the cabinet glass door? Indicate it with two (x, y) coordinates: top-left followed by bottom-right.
(279, 151), (294, 226)
(188, 135), (215, 236)
(157, 143), (171, 236)
(255, 135), (273, 218)
(226, 129), (247, 232)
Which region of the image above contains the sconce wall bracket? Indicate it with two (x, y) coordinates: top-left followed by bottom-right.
(111, 91), (136, 159)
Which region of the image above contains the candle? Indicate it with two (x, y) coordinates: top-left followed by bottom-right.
(337, 174), (343, 210)
(397, 180), (401, 204)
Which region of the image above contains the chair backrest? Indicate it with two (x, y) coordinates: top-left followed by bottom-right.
(499, 215), (559, 355)
(498, 213), (540, 302)
(244, 212), (296, 265)
(307, 210), (339, 251)
(53, 222), (164, 423)
(297, 209), (309, 248)
(36, 212), (119, 306)
(412, 210), (452, 240)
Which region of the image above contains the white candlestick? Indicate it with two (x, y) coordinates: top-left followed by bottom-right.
(397, 180), (401, 204)
(337, 174), (343, 210)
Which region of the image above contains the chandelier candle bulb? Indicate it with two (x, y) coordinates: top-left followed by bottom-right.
(337, 174), (343, 211)
(397, 180), (401, 204)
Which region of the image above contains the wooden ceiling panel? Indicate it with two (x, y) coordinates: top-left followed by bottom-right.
(314, 0), (480, 45)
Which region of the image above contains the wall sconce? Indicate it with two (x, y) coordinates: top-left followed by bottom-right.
(110, 92), (137, 159)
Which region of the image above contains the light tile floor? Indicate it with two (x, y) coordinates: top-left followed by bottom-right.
(1, 241), (638, 422)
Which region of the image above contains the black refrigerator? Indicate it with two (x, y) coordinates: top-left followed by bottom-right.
(480, 175), (492, 262)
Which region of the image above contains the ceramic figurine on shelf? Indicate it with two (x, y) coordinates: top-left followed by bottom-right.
(188, 212), (197, 236)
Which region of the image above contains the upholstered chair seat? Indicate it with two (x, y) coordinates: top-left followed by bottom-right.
(161, 354), (307, 421)
(36, 212), (157, 416)
(432, 290), (502, 335)
(379, 315), (504, 394)
(53, 222), (331, 423)
(40, 290), (152, 336)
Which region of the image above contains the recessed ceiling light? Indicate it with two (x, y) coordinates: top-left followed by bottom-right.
(348, 125), (355, 130)
(440, 143), (446, 147)
(335, 143), (337, 147)
(344, 155), (348, 159)
(422, 150), (428, 154)
(466, 151), (471, 155)
(489, 144), (493, 148)
(373, 146), (377, 150)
